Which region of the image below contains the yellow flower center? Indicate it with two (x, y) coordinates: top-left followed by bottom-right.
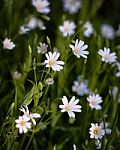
(91, 99), (96, 105)
(64, 26), (69, 32)
(74, 48), (80, 54)
(20, 120), (26, 126)
(93, 128), (100, 135)
(65, 105), (70, 111)
(49, 59), (55, 66)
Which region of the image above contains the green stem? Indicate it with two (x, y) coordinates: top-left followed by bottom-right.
(15, 85), (18, 111)
(25, 132), (34, 150)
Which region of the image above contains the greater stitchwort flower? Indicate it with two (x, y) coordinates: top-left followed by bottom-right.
(100, 122), (112, 135)
(62, 0), (81, 14)
(12, 71), (21, 80)
(59, 20), (76, 37)
(101, 24), (115, 39)
(44, 51), (64, 71)
(115, 62), (120, 77)
(45, 78), (54, 85)
(20, 105), (41, 125)
(83, 21), (93, 37)
(15, 116), (31, 134)
(37, 43), (48, 54)
(69, 39), (89, 58)
(59, 96), (82, 117)
(98, 47), (117, 63)
(3, 38), (15, 50)
(19, 25), (30, 34)
(26, 17), (46, 30)
(72, 76), (89, 96)
(87, 94), (103, 110)
(89, 123), (105, 139)
(32, 0), (50, 14)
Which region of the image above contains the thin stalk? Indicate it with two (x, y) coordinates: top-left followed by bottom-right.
(25, 132), (34, 150)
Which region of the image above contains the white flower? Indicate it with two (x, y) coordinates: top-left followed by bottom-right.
(59, 96), (82, 117)
(45, 78), (54, 85)
(13, 71), (21, 79)
(89, 123), (105, 139)
(87, 94), (103, 110)
(27, 17), (38, 29)
(15, 116), (31, 134)
(62, 0), (81, 14)
(37, 43), (48, 54)
(100, 122), (112, 135)
(98, 47), (117, 63)
(69, 39), (89, 58)
(109, 86), (118, 99)
(37, 19), (46, 30)
(32, 0), (50, 14)
(95, 140), (101, 149)
(101, 24), (115, 39)
(26, 17), (46, 30)
(73, 144), (77, 150)
(72, 76), (89, 96)
(59, 20), (76, 37)
(20, 105), (41, 125)
(44, 51), (64, 71)
(115, 62), (120, 77)
(83, 21), (93, 37)
(3, 38), (15, 50)
(19, 25), (30, 34)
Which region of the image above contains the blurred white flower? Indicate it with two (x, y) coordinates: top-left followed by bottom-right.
(44, 51), (64, 71)
(59, 20), (76, 37)
(59, 96), (82, 117)
(95, 140), (101, 149)
(72, 76), (89, 96)
(15, 116), (31, 134)
(62, 0), (81, 14)
(73, 144), (77, 150)
(87, 94), (103, 110)
(101, 24), (115, 39)
(32, 0), (50, 14)
(109, 86), (118, 98)
(37, 43), (48, 54)
(13, 71), (21, 79)
(19, 25), (30, 34)
(98, 47), (117, 64)
(69, 39), (89, 58)
(3, 38), (15, 50)
(37, 19), (46, 30)
(83, 21), (93, 37)
(115, 62), (120, 77)
(20, 105), (41, 125)
(45, 78), (54, 85)
(100, 122), (112, 135)
(27, 17), (37, 29)
(27, 17), (46, 30)
(89, 123), (105, 139)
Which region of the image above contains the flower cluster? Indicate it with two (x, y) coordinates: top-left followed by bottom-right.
(15, 105), (41, 134)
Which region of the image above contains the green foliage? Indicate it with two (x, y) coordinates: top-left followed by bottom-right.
(0, 0), (120, 150)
